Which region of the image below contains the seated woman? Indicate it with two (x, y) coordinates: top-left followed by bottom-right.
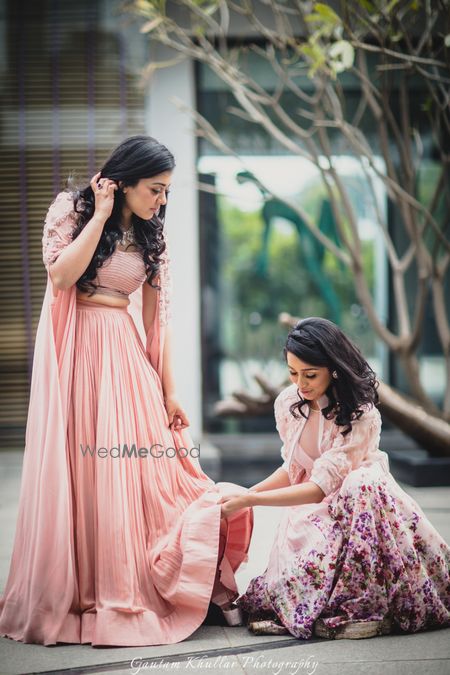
(220, 317), (450, 639)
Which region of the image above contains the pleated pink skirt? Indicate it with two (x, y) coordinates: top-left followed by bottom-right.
(60, 298), (252, 646)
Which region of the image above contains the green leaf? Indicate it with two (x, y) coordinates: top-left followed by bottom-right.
(299, 43), (324, 61)
(421, 96), (432, 112)
(299, 42), (328, 78)
(145, 0), (166, 11)
(305, 12), (325, 23)
(358, 0), (376, 10)
(385, 0), (401, 13)
(312, 2), (341, 24)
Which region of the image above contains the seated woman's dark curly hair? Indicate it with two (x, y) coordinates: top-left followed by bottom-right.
(284, 317), (379, 436)
(67, 135), (175, 295)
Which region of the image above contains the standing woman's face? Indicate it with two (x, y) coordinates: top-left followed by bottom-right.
(122, 171), (172, 220)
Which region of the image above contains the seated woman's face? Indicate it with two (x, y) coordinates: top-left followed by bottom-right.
(286, 351), (332, 402)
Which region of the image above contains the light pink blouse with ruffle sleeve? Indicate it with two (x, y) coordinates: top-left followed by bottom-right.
(274, 383), (390, 498)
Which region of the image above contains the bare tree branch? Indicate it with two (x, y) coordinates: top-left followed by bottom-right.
(129, 0), (450, 432)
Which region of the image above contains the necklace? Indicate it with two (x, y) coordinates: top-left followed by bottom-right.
(309, 405), (320, 413)
(118, 226), (135, 246)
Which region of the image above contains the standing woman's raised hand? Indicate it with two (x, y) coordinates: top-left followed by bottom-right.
(90, 172), (118, 220)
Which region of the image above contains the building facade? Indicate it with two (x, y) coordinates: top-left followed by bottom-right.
(0, 0), (447, 451)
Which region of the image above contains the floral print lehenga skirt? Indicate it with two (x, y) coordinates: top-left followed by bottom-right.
(238, 461), (450, 638)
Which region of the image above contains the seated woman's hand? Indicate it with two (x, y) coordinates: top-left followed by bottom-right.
(216, 481), (249, 498)
(220, 492), (252, 519)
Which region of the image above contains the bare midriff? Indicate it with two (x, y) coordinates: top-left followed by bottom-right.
(75, 290), (130, 308)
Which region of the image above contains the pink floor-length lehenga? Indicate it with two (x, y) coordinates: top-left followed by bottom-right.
(238, 384), (450, 638)
(0, 191), (253, 647)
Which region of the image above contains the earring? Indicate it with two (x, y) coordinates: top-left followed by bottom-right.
(332, 371), (338, 379)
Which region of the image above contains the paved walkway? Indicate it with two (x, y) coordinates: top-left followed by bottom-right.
(0, 450), (449, 675)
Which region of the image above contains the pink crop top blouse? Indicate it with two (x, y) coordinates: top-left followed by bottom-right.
(42, 192), (148, 301)
(42, 191), (172, 323)
(92, 250), (148, 300)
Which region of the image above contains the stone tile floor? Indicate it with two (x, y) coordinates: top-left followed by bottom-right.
(0, 451), (449, 675)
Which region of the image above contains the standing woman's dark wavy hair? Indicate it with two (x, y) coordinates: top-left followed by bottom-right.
(284, 317), (379, 436)
(67, 135), (175, 295)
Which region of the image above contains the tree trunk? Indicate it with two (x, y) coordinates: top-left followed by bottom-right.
(377, 381), (450, 457)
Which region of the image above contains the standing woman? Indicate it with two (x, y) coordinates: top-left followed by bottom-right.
(220, 318), (450, 639)
(0, 136), (252, 647)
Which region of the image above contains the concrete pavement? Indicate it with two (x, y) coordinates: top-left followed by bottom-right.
(0, 450), (449, 675)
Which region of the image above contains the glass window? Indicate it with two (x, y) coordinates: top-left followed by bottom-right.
(197, 51), (447, 432)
